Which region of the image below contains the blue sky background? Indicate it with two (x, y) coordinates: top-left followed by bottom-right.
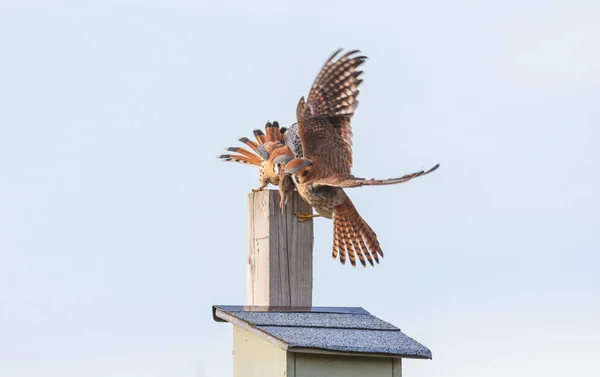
(1, 1), (598, 376)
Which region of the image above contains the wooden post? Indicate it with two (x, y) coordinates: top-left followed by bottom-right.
(247, 189), (314, 307)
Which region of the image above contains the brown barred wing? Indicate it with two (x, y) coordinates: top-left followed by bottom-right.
(296, 49), (367, 176)
(316, 164), (441, 188)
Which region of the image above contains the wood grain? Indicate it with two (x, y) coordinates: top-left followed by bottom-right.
(247, 189), (314, 307)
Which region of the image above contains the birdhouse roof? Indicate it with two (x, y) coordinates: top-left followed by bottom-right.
(212, 305), (432, 359)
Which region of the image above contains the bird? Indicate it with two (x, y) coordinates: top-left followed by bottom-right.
(218, 121), (296, 192)
(279, 48), (440, 268)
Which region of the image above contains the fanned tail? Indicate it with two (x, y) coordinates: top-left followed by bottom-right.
(217, 122), (286, 166)
(218, 120), (289, 166)
(332, 198), (382, 267)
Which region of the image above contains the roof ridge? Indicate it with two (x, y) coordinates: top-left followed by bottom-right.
(259, 324), (401, 331)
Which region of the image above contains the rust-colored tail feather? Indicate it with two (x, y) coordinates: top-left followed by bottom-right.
(340, 222), (354, 266)
(226, 147), (263, 163)
(333, 199), (382, 267)
(348, 218), (372, 267)
(253, 129), (267, 144)
(333, 221), (343, 263)
(238, 137), (259, 152)
(264, 121), (278, 142)
(275, 122), (286, 141)
(343, 216), (367, 267)
(263, 121), (286, 143)
(217, 154), (261, 166)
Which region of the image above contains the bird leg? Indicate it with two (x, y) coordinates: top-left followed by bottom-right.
(251, 184), (267, 193)
(295, 210), (321, 223)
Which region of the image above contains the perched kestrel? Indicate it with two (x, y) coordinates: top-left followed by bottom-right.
(218, 121), (296, 192)
(280, 49), (440, 267)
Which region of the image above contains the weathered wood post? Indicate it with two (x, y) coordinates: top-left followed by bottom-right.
(247, 189), (314, 307)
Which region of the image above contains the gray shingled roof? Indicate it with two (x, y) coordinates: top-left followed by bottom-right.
(212, 305), (432, 359)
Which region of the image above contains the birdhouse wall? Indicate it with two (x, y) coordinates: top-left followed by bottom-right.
(292, 353), (401, 377)
(232, 325), (402, 377)
(232, 326), (292, 377)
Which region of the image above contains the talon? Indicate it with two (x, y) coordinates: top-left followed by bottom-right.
(295, 210), (320, 223)
(251, 186), (266, 193)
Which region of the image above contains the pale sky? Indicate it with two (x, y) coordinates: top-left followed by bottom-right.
(1, 1), (599, 377)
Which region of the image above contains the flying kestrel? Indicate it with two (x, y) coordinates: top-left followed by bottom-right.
(280, 49), (440, 267)
(218, 121), (296, 192)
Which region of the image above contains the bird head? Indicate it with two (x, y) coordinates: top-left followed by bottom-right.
(284, 158), (314, 184)
(272, 154), (293, 175)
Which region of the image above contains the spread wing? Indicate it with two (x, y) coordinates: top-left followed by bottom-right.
(296, 49), (366, 178)
(315, 164), (440, 188)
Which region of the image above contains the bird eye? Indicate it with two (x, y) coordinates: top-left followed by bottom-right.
(302, 170), (309, 177)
